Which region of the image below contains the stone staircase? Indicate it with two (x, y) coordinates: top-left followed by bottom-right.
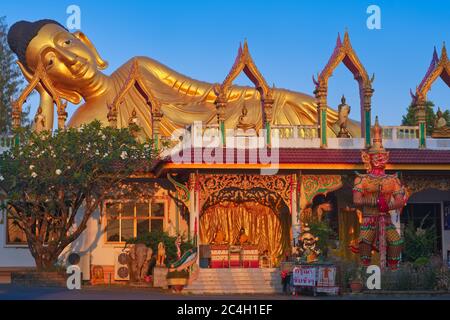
(185, 268), (282, 294)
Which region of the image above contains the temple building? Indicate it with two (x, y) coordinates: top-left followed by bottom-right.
(0, 19), (449, 293)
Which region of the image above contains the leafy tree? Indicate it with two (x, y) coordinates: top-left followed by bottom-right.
(0, 16), (29, 132)
(401, 100), (450, 135)
(0, 121), (155, 270)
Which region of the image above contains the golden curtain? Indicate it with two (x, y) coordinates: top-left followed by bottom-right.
(200, 201), (283, 264)
(335, 208), (360, 262)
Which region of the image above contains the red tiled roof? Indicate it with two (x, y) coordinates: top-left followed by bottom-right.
(157, 148), (450, 165)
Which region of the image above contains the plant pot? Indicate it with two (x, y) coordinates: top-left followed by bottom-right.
(350, 281), (363, 293)
(167, 277), (188, 292)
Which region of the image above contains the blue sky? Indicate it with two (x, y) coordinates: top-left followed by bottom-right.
(3, 0), (449, 125)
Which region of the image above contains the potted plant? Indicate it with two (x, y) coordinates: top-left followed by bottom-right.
(349, 267), (364, 293)
(167, 269), (189, 292)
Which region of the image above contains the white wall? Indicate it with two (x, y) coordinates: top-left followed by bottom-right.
(0, 187), (187, 279)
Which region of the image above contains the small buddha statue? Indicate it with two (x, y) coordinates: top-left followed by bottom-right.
(236, 227), (250, 245)
(212, 228), (226, 244)
(336, 95), (351, 138)
(128, 108), (140, 127)
(432, 107), (450, 138)
(236, 104), (256, 132)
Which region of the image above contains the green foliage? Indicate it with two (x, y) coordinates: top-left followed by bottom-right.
(126, 230), (194, 266)
(402, 215), (437, 263)
(306, 218), (336, 258)
(382, 263), (439, 291)
(401, 100), (450, 135)
(0, 16), (29, 132)
(0, 121), (155, 269)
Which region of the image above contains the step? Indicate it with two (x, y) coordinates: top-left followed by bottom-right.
(185, 268), (283, 294)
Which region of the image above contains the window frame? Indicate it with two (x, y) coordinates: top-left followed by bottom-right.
(3, 207), (28, 248)
(103, 199), (166, 244)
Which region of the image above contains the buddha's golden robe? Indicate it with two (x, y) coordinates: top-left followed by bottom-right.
(68, 57), (361, 138)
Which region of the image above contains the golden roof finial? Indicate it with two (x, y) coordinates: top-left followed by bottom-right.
(343, 30), (351, 47)
(441, 41), (448, 62)
(369, 116), (386, 153)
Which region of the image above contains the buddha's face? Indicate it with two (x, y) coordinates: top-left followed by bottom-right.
(25, 24), (106, 93)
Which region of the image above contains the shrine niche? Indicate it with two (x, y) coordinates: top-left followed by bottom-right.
(12, 59), (68, 130)
(411, 45), (450, 145)
(107, 59), (163, 145)
(214, 41), (274, 145)
(314, 31), (374, 147)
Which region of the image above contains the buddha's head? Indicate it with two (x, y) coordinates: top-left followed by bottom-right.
(8, 19), (108, 102)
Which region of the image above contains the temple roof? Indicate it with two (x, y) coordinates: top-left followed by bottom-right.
(148, 148), (450, 175)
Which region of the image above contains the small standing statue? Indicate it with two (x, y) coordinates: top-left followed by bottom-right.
(298, 223), (321, 263)
(175, 235), (182, 260)
(156, 241), (166, 266)
(34, 107), (46, 133)
(353, 117), (408, 270)
(432, 107), (450, 138)
(336, 95), (351, 138)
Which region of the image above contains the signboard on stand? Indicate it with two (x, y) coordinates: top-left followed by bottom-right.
(317, 266), (336, 287)
(292, 266), (316, 287)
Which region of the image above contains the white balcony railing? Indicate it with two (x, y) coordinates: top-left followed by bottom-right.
(271, 125), (319, 139)
(382, 126), (419, 140)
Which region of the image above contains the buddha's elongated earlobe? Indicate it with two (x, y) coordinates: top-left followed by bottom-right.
(73, 31), (108, 70)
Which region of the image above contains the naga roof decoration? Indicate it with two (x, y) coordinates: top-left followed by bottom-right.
(412, 43), (450, 103)
(215, 40), (273, 101)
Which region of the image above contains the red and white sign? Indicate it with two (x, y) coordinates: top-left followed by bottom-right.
(317, 266), (336, 287)
(292, 266), (316, 287)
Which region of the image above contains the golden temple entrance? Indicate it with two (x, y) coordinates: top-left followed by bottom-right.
(200, 201), (284, 267)
(195, 174), (293, 268)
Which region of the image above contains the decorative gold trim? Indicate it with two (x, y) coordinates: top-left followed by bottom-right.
(413, 44), (450, 104)
(403, 174), (450, 195)
(214, 41), (274, 127)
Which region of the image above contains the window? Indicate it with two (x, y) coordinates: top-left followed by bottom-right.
(105, 201), (165, 243)
(6, 211), (27, 245)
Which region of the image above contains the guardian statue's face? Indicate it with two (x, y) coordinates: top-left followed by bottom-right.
(369, 152), (388, 170)
(25, 24), (107, 91)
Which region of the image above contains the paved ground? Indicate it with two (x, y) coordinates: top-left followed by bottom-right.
(1, 284), (450, 300)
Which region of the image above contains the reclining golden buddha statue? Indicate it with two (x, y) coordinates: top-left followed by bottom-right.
(8, 19), (361, 138)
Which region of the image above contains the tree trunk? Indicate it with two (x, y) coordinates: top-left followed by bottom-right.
(32, 247), (60, 271)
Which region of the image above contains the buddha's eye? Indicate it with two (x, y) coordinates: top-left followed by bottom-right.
(64, 39), (73, 46)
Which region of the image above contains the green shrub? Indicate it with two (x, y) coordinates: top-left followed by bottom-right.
(403, 215), (437, 262)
